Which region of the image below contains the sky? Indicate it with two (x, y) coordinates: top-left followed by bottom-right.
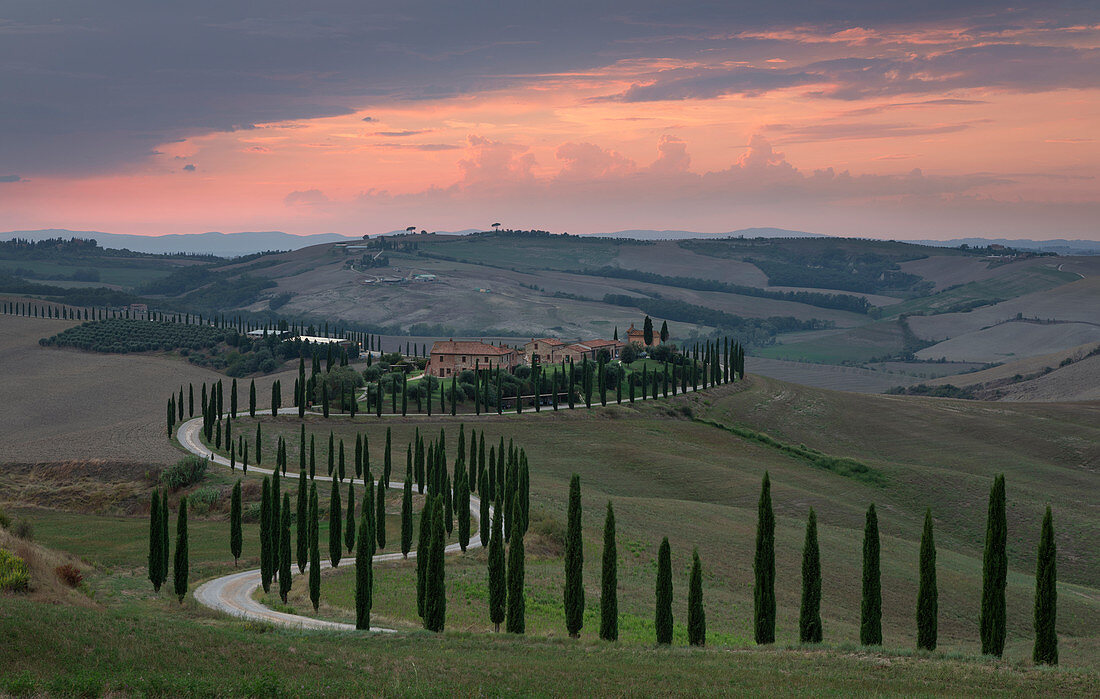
(2, 1), (1100, 240)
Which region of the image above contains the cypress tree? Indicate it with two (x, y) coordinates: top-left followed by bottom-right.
(160, 490), (169, 590)
(149, 490), (162, 591)
(800, 508), (822, 644)
(279, 493), (292, 603)
(328, 431), (334, 476)
(260, 477), (273, 592)
(401, 473), (413, 558)
(345, 482), (356, 553)
(355, 434), (363, 479)
(424, 497), (447, 632)
(860, 504), (882, 646)
(255, 423), (262, 464)
(416, 496), (432, 618)
(688, 548), (706, 646)
(231, 378), (238, 418)
(981, 474), (1008, 657)
(506, 492), (526, 634)
(643, 315), (653, 346)
(458, 470), (471, 552)
(297, 469), (308, 573)
(443, 472), (453, 534)
(754, 472), (776, 644)
(564, 474), (584, 638)
(488, 500), (506, 632)
(478, 469), (490, 546)
(230, 480), (242, 566)
(1033, 506), (1058, 665)
(309, 484), (320, 611)
(916, 508), (938, 651)
(384, 427), (392, 487)
(355, 504), (374, 630)
(249, 379), (256, 417)
(600, 501), (618, 641)
(271, 470), (281, 575)
(655, 536), (673, 645)
(173, 497), (189, 603)
(309, 434), (315, 479)
(376, 476), (387, 549)
(329, 479), (342, 567)
(338, 439), (345, 481)
(189, 383), (194, 417)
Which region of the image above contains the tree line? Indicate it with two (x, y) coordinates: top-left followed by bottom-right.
(154, 431), (1058, 664)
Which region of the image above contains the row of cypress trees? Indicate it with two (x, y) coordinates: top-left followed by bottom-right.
(745, 472), (1057, 663)
(147, 490), (189, 603)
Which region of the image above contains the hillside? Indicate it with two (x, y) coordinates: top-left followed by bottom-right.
(2, 304), (1099, 693)
(4, 231), (1098, 398)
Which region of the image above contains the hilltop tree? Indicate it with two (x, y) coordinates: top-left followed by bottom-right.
(230, 480), (242, 566)
(600, 501), (618, 641)
(148, 490), (163, 591)
(917, 509), (938, 651)
(800, 508), (822, 643)
(655, 537), (673, 645)
(981, 475), (1008, 657)
(643, 316), (654, 346)
(355, 504), (374, 630)
(424, 497), (447, 632)
(329, 479), (342, 567)
(345, 482), (356, 554)
(278, 493), (292, 603)
(754, 472), (776, 644)
(1033, 506), (1058, 665)
(173, 497), (189, 603)
(506, 492), (526, 634)
(309, 483), (320, 611)
(486, 498), (507, 632)
(688, 548), (705, 647)
(564, 474), (584, 638)
(861, 504), (882, 646)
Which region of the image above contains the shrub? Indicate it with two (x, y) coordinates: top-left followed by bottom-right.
(0, 506), (10, 529)
(243, 502), (263, 523)
(188, 486), (221, 514)
(161, 456), (207, 489)
(0, 549), (30, 591)
(11, 519), (33, 540)
(530, 511), (566, 550)
(55, 564), (83, 588)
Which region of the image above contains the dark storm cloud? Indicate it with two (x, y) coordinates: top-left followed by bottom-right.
(0, 175), (21, 182)
(0, 1), (1092, 175)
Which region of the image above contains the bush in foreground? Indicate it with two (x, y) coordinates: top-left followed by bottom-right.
(161, 456), (207, 489)
(0, 549), (30, 591)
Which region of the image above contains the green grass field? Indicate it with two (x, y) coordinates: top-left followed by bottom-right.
(4, 374), (1099, 694)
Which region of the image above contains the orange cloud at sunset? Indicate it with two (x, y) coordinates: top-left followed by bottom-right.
(2, 3), (1099, 239)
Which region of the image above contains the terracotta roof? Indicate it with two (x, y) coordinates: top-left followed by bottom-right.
(583, 338), (623, 348)
(526, 338), (566, 346)
(430, 340), (515, 356)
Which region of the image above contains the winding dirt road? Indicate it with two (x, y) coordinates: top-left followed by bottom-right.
(177, 414), (484, 633)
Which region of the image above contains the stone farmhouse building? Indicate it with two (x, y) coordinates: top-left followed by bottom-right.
(523, 337), (625, 364)
(426, 340), (519, 378)
(625, 322), (661, 347)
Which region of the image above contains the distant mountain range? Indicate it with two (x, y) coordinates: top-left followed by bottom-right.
(3, 227), (1098, 256)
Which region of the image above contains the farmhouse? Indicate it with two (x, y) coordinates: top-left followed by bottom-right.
(524, 338), (566, 364)
(427, 340), (519, 377)
(625, 322), (660, 347)
(525, 336), (625, 364)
